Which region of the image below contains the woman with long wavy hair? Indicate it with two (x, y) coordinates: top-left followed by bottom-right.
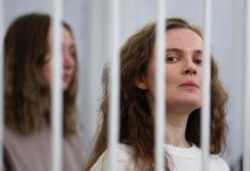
(4, 13), (85, 171)
(84, 17), (229, 171)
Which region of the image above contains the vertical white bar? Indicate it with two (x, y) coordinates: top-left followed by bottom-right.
(51, 0), (63, 171)
(0, 0), (3, 170)
(201, 0), (212, 171)
(108, 0), (120, 171)
(155, 0), (166, 171)
(231, 0), (244, 170)
(243, 0), (250, 170)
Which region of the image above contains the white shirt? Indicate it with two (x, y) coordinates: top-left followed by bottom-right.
(90, 144), (230, 171)
(165, 144), (230, 171)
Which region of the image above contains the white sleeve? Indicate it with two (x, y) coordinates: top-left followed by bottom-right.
(210, 155), (231, 171)
(219, 159), (231, 171)
(90, 144), (136, 171)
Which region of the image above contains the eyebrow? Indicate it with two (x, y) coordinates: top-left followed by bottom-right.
(62, 43), (76, 49)
(166, 48), (203, 55)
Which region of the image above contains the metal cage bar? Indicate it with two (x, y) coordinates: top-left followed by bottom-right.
(243, 0), (250, 170)
(107, 0), (120, 170)
(51, 0), (63, 171)
(0, 0), (4, 170)
(201, 0), (212, 171)
(154, 0), (166, 171)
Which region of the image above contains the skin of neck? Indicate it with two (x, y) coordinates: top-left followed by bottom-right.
(165, 110), (191, 148)
(146, 93), (196, 148)
(151, 105), (194, 148)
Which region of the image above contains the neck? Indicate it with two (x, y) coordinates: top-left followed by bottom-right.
(165, 112), (191, 148)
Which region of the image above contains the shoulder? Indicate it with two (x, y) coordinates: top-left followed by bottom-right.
(4, 126), (27, 149)
(90, 144), (136, 171)
(64, 134), (84, 148)
(190, 145), (230, 171)
(209, 155), (230, 171)
(63, 135), (86, 169)
(63, 134), (85, 159)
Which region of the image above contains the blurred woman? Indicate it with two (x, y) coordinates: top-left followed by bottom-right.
(4, 13), (84, 171)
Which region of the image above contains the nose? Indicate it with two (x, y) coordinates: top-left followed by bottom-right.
(63, 51), (75, 69)
(182, 59), (197, 75)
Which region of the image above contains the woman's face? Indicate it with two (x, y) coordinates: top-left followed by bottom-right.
(42, 26), (76, 91)
(136, 28), (203, 114)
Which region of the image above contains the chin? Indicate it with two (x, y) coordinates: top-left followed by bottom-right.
(189, 102), (201, 109)
(63, 84), (69, 91)
(179, 101), (201, 112)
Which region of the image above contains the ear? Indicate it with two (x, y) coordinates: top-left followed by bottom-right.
(135, 75), (148, 90)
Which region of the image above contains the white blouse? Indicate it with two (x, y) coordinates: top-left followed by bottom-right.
(90, 144), (230, 171)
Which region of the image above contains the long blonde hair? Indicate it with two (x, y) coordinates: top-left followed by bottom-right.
(4, 13), (79, 137)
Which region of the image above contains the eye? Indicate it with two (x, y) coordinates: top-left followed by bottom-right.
(193, 59), (202, 65)
(70, 50), (76, 57)
(69, 46), (76, 57)
(166, 56), (179, 63)
(43, 53), (51, 63)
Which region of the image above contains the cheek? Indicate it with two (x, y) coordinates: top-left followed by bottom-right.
(42, 63), (51, 86)
(198, 70), (202, 83)
(72, 59), (76, 71)
(145, 72), (156, 91)
(166, 73), (176, 88)
(166, 66), (180, 88)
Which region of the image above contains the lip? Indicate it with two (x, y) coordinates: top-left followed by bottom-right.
(63, 73), (71, 80)
(179, 81), (199, 88)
